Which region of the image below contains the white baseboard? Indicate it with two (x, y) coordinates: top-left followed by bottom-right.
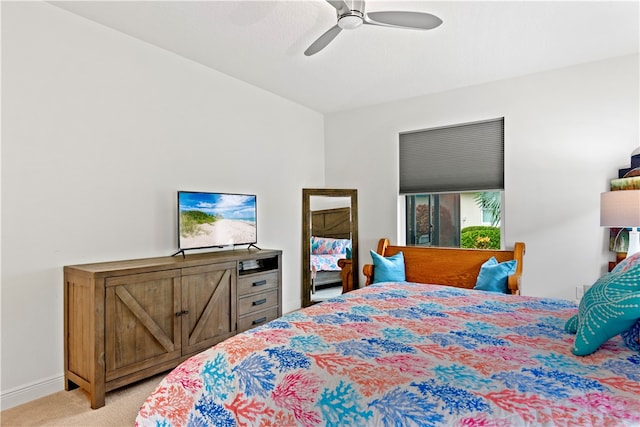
(0, 375), (65, 411)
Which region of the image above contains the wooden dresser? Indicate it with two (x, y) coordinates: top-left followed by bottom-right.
(64, 248), (282, 408)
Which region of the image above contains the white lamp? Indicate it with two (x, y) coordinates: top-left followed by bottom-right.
(601, 190), (640, 258)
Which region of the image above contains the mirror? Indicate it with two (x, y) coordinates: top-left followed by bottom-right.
(302, 189), (358, 308)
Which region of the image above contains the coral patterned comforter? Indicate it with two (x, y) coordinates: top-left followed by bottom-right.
(311, 253), (343, 272)
(136, 282), (640, 426)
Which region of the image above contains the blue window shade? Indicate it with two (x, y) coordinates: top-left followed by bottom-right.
(399, 118), (504, 194)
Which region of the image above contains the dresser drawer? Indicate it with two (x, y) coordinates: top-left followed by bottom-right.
(238, 307), (279, 333)
(238, 289), (278, 316)
(237, 271), (279, 296)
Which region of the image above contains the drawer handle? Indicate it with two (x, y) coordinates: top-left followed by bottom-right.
(175, 310), (189, 317)
(252, 280), (267, 287)
(252, 298), (267, 306)
(252, 317), (267, 325)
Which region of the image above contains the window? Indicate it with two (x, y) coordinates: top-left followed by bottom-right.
(481, 208), (493, 224)
(405, 191), (502, 249)
(400, 118), (504, 249)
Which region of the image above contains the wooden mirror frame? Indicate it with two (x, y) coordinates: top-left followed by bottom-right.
(302, 188), (358, 308)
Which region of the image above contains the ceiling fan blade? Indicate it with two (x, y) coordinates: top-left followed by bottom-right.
(326, 0), (350, 14)
(365, 11), (442, 30)
(304, 25), (342, 56)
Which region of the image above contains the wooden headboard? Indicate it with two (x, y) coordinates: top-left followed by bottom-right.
(311, 207), (351, 240)
(363, 238), (525, 294)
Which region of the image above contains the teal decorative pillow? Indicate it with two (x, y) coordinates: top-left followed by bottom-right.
(473, 256), (517, 293)
(345, 247), (352, 260)
(564, 264), (640, 356)
(371, 250), (405, 283)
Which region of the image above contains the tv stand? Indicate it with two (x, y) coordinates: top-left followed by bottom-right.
(247, 243), (261, 250)
(64, 248), (282, 408)
(171, 249), (186, 258)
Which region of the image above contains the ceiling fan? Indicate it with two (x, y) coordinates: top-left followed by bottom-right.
(304, 0), (443, 56)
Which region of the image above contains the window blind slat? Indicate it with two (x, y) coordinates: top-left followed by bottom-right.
(399, 118), (504, 194)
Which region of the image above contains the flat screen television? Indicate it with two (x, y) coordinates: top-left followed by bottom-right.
(177, 191), (257, 252)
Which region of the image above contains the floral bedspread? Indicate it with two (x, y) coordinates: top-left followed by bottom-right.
(136, 282), (640, 427)
(310, 253), (343, 272)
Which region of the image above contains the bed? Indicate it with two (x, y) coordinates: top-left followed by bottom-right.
(310, 207), (352, 293)
(136, 240), (640, 426)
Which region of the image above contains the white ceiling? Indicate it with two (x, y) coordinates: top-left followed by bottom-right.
(50, 0), (640, 114)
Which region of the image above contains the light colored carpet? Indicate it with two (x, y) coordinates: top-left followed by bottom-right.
(311, 284), (342, 301)
(0, 373), (165, 426)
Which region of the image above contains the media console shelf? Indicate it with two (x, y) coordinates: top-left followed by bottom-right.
(64, 248), (282, 409)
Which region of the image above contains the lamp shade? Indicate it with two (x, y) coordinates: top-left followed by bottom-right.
(600, 190), (640, 227)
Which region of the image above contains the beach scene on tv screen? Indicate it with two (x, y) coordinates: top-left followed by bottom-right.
(179, 193), (256, 248)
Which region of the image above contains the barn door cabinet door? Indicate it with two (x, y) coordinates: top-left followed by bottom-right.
(105, 270), (182, 382)
(104, 263), (238, 382)
(181, 262), (237, 355)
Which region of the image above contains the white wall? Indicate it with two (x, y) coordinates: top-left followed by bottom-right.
(460, 193), (489, 228)
(325, 54), (639, 300)
(1, 2), (324, 408)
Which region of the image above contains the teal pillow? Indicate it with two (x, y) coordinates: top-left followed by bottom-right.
(473, 256), (517, 293)
(345, 247), (352, 260)
(370, 250), (405, 283)
(564, 264), (640, 356)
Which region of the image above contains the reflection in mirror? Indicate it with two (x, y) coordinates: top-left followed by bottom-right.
(302, 189), (358, 308)
(310, 199), (349, 301)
